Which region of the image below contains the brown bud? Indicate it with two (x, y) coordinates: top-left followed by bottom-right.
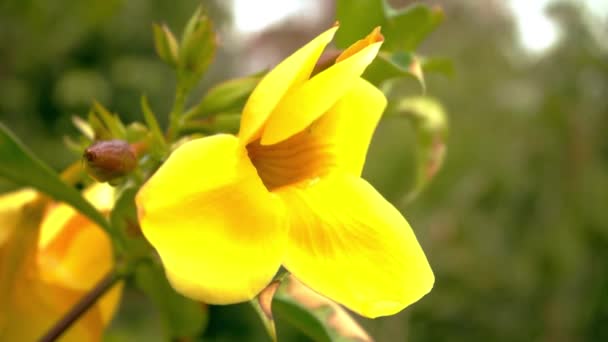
(84, 140), (137, 182)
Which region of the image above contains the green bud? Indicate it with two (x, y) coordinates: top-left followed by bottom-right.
(185, 76), (260, 120)
(153, 23), (179, 67)
(84, 140), (137, 182)
(179, 8), (216, 78)
(181, 113), (241, 135)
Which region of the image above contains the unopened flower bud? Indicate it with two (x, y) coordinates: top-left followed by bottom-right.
(153, 23), (179, 67)
(179, 8), (216, 77)
(191, 76), (260, 118)
(83, 140), (137, 182)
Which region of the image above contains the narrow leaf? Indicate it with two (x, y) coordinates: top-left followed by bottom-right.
(71, 116), (95, 140)
(92, 101), (127, 139)
(140, 95), (167, 149)
(0, 123), (110, 232)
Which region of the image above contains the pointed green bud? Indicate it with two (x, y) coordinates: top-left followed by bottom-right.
(153, 23), (179, 67)
(179, 8), (216, 78)
(83, 140), (137, 182)
(185, 76), (260, 120)
(182, 6), (203, 42)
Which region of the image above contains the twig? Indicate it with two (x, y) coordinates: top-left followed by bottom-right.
(38, 270), (122, 342)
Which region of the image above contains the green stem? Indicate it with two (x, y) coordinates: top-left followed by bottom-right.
(167, 82), (188, 142)
(181, 103), (207, 123)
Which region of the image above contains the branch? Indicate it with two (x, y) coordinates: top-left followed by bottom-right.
(39, 270), (122, 342)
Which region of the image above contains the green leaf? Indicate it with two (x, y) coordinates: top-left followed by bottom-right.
(134, 262), (208, 339)
(383, 3), (444, 52)
(421, 56), (455, 77)
(0, 123), (111, 232)
(181, 113), (241, 135)
(335, 0), (386, 48)
(335, 1), (443, 52)
(88, 110), (113, 140)
(363, 51), (426, 90)
(391, 96), (448, 203)
(270, 275), (372, 342)
(71, 115), (95, 140)
(140, 95), (167, 152)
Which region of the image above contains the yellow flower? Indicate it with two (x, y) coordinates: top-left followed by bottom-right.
(136, 26), (434, 318)
(0, 184), (121, 341)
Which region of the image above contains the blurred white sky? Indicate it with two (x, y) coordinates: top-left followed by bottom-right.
(231, 0), (607, 54)
(509, 0), (608, 53)
(231, 0), (320, 33)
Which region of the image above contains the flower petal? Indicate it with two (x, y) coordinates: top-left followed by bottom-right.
(0, 189), (37, 248)
(0, 190), (113, 341)
(304, 77), (386, 175)
(247, 78), (385, 189)
(239, 26), (338, 145)
(2, 268), (106, 341)
(38, 183), (113, 252)
(277, 174), (434, 318)
(260, 33), (383, 145)
(97, 282), (123, 324)
(37, 215), (114, 291)
(335, 26), (383, 63)
(37, 184), (114, 291)
(136, 134), (285, 304)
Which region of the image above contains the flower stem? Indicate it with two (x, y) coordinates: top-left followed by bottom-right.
(167, 82), (188, 142)
(38, 270), (123, 342)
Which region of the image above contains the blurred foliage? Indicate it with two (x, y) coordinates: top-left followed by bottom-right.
(364, 2), (608, 341)
(1, 0), (608, 341)
(0, 0), (228, 172)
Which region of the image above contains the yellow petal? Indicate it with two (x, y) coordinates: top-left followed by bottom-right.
(0, 190), (44, 336)
(335, 26), (383, 63)
(303, 77), (386, 175)
(38, 183), (113, 251)
(247, 78), (385, 189)
(37, 184), (115, 291)
(2, 269), (106, 341)
(260, 37), (383, 145)
(239, 26), (338, 145)
(278, 174), (434, 318)
(0, 189), (37, 248)
(98, 282), (123, 325)
(0, 190), (112, 341)
(37, 215), (114, 291)
(136, 134), (286, 304)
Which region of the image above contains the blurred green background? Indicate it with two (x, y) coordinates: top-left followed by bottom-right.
(1, 0), (607, 341)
